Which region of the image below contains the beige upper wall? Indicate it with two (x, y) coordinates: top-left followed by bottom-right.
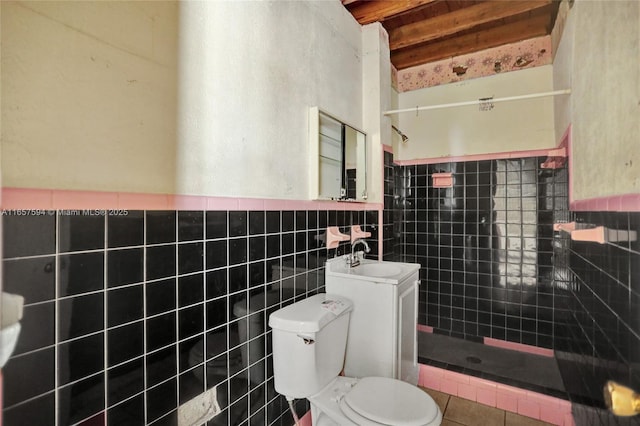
(554, 0), (640, 200)
(394, 65), (556, 161)
(1, 1), (179, 194)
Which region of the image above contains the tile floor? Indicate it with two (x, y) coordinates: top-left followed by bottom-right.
(421, 388), (555, 426)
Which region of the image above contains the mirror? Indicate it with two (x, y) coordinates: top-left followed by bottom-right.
(309, 107), (367, 201)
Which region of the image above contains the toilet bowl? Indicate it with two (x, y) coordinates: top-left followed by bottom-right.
(311, 376), (441, 426)
(268, 294), (442, 426)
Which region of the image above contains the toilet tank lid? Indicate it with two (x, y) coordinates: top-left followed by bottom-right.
(268, 294), (352, 333)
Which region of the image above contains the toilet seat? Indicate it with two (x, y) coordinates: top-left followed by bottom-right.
(340, 377), (441, 426)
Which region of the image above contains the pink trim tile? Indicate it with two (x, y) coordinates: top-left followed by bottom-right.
(476, 388), (497, 407)
(440, 378), (458, 395)
(539, 406), (568, 426)
(299, 410), (312, 426)
(169, 195), (208, 210)
(469, 376), (498, 390)
(417, 324), (434, 333)
(457, 383), (477, 401)
(422, 374), (443, 391)
(206, 197), (239, 211)
(237, 198), (266, 210)
(563, 413), (576, 426)
(444, 370), (470, 384)
(517, 398), (540, 419)
(118, 192), (170, 210)
(496, 391), (518, 413)
(53, 189), (119, 209)
(383, 144), (394, 153)
(2, 188), (54, 209)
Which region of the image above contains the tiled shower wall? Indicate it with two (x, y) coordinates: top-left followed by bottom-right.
(395, 157), (572, 348)
(2, 208), (378, 426)
(559, 211), (640, 425)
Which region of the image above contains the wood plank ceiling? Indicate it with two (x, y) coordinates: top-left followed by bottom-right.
(342, 0), (561, 70)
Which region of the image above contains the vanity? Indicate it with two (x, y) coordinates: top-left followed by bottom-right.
(325, 257), (420, 385)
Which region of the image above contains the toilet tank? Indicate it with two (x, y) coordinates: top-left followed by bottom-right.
(268, 294), (352, 399)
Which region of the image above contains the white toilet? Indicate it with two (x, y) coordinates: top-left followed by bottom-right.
(268, 293), (442, 426)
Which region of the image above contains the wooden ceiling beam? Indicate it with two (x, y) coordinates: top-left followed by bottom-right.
(347, 0), (439, 25)
(391, 14), (550, 69)
(389, 0), (552, 51)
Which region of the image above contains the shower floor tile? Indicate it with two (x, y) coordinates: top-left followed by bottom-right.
(418, 332), (566, 398)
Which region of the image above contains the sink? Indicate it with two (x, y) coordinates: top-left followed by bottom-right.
(325, 257), (419, 284)
(352, 263), (403, 278)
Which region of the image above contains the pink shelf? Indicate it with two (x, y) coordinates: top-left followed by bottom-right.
(350, 225), (371, 243)
(326, 226), (350, 249)
(554, 221), (637, 244)
(433, 172), (453, 188)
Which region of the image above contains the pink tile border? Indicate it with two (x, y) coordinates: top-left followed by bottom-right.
(483, 337), (554, 358)
(0, 188), (383, 212)
(299, 410), (312, 426)
(383, 144), (394, 153)
(418, 364), (574, 426)
(417, 324), (434, 333)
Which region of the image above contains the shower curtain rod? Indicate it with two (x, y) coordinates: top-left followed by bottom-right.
(383, 89), (571, 116)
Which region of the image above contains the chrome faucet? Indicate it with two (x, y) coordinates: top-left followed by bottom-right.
(348, 239), (371, 267)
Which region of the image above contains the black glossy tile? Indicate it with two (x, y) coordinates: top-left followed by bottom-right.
(265, 211), (280, 234)
(108, 211), (144, 248)
(295, 211), (307, 231)
(266, 235), (280, 259)
(229, 238), (247, 265)
(180, 368), (204, 404)
(3, 256), (55, 303)
(206, 211), (227, 239)
(206, 240), (227, 269)
(107, 357), (144, 406)
(281, 211), (294, 232)
(58, 292), (104, 341)
(146, 346), (177, 388)
(146, 245), (176, 281)
(147, 312), (176, 352)
(108, 248), (144, 288)
(59, 252), (104, 296)
(179, 211), (204, 242)
(178, 242), (204, 274)
(147, 378), (177, 423)
(59, 333), (104, 384)
(179, 304), (204, 340)
(3, 347), (54, 407)
(248, 236), (265, 262)
(228, 265), (247, 293)
(107, 393), (144, 426)
(229, 211), (247, 237)
(108, 321), (144, 367)
(282, 233), (294, 255)
(249, 211), (265, 235)
(249, 261), (265, 288)
(206, 298), (228, 331)
(206, 269), (227, 300)
(146, 278), (176, 316)
(146, 211), (176, 244)
(107, 284), (144, 327)
(179, 335), (202, 372)
(59, 372), (105, 425)
(179, 273), (204, 307)
(58, 214), (105, 252)
(2, 391), (55, 426)
(13, 302), (55, 355)
(3, 215), (56, 259)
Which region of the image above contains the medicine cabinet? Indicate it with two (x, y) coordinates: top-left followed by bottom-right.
(309, 107), (367, 201)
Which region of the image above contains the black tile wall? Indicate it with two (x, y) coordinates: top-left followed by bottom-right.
(2, 207), (379, 426)
(395, 158), (571, 347)
(557, 211), (640, 424)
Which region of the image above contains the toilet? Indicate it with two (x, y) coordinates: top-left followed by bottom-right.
(268, 293), (442, 426)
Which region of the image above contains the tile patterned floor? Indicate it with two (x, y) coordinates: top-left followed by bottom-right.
(421, 388), (555, 426)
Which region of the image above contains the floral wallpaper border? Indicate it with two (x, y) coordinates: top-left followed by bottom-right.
(394, 36), (552, 93)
